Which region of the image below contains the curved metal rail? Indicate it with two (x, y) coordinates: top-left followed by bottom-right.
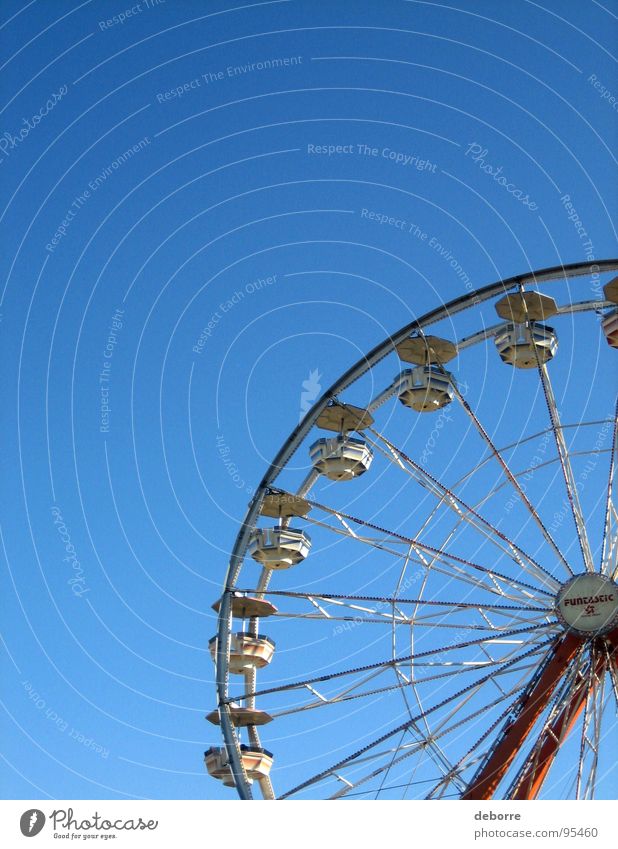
(215, 258), (618, 799)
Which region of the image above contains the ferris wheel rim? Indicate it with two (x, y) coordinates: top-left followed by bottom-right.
(214, 258), (618, 800)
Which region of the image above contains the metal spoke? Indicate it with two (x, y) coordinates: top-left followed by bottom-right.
(270, 611), (550, 628)
(274, 610), (553, 628)
(269, 652), (547, 720)
(373, 730), (409, 799)
(259, 589), (550, 614)
(601, 399), (618, 575)
(364, 424), (560, 592)
(533, 352), (595, 572)
(428, 702), (518, 799)
(446, 374), (573, 578)
(299, 492), (555, 602)
(279, 635), (556, 798)
(575, 655), (598, 799)
(296, 516), (549, 608)
(575, 649), (612, 800)
(299, 464), (562, 609)
(329, 668), (541, 799)
(447, 421), (614, 493)
(235, 623), (556, 706)
(606, 641), (618, 709)
(212, 263), (618, 801)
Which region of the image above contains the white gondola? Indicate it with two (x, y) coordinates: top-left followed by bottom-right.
(309, 434), (374, 481)
(204, 747), (236, 786)
(602, 310), (618, 348)
(396, 366), (455, 412)
(209, 633), (275, 672)
(248, 526), (311, 569)
(204, 745), (274, 785)
(495, 322), (558, 368)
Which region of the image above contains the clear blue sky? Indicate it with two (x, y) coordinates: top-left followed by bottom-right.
(1, 0), (617, 800)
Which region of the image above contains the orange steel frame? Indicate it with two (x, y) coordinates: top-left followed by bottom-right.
(509, 653), (602, 799)
(462, 629), (618, 800)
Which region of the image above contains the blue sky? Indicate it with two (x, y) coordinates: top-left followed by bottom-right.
(1, 0), (617, 800)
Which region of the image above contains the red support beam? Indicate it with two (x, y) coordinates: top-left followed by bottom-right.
(462, 634), (582, 800)
(510, 630), (618, 798)
(509, 659), (602, 799)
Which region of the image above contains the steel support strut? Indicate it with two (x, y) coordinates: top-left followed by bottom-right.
(462, 634), (582, 800)
(509, 628), (618, 799)
(507, 654), (603, 799)
(213, 260), (618, 799)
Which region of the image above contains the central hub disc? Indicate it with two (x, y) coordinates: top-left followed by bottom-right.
(556, 573), (618, 636)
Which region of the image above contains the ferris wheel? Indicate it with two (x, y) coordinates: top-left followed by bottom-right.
(206, 259), (618, 800)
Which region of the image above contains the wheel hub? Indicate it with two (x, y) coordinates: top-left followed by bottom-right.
(555, 573), (618, 636)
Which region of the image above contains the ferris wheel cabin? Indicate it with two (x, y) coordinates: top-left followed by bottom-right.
(208, 632), (275, 673)
(309, 434), (374, 480)
(204, 745), (274, 785)
(494, 322), (558, 368)
(248, 526), (311, 569)
(209, 262), (618, 801)
(602, 310), (618, 348)
(396, 365), (455, 412)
